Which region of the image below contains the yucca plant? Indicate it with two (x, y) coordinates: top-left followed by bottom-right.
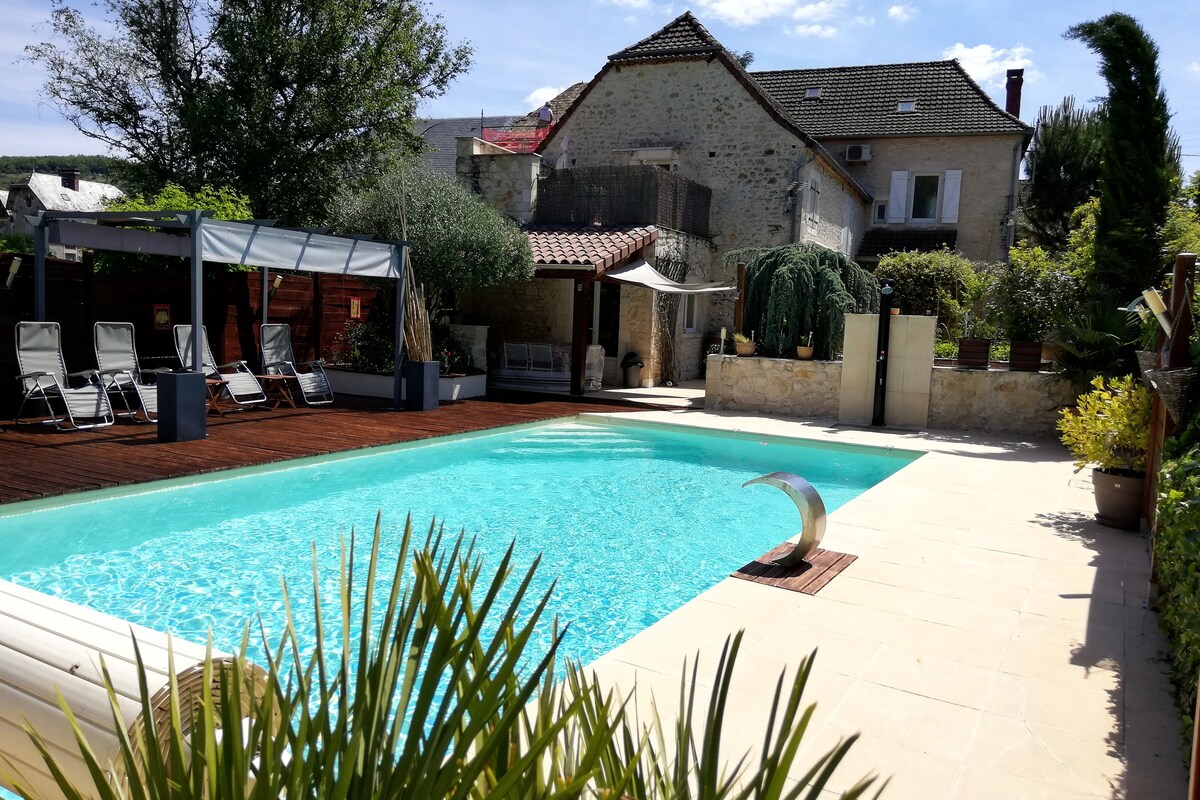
(5, 514), (884, 800)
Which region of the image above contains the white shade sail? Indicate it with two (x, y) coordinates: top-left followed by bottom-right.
(199, 220), (400, 278)
(604, 259), (735, 294)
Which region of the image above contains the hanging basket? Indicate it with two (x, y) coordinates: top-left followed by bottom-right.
(1146, 367), (1197, 426)
(1135, 351), (1158, 389)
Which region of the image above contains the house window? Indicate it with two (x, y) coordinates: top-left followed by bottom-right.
(910, 174), (940, 221)
(874, 202), (887, 224)
(897, 99), (916, 113)
(683, 294), (699, 332)
(804, 86), (822, 99)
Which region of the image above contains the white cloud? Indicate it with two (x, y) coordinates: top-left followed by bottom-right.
(792, 23), (838, 38)
(694, 0), (802, 26)
(1190, 61), (1200, 74)
(853, 15), (876, 26)
(943, 42), (1034, 89)
(887, 4), (915, 22)
(791, 0), (846, 23)
(603, 0), (651, 7)
(523, 86), (566, 109)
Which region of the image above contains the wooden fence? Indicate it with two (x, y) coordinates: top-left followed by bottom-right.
(0, 252), (381, 415)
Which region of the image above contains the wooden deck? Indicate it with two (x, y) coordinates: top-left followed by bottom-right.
(731, 544), (858, 595)
(0, 396), (643, 506)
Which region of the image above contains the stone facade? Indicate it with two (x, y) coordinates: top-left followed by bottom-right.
(542, 59), (865, 272)
(706, 355), (842, 417)
(455, 138), (540, 223)
(928, 368), (1076, 437)
(458, 279), (572, 367)
(825, 134), (1022, 263)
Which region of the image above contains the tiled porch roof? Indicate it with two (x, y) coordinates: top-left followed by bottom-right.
(856, 227), (958, 260)
(524, 225), (659, 273)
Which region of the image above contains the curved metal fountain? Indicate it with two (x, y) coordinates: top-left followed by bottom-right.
(742, 471), (827, 567)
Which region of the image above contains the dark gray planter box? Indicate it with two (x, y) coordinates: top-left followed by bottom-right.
(157, 370), (207, 442)
(404, 360), (440, 411)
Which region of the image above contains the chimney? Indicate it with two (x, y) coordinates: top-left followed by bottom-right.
(59, 168), (81, 192)
(1005, 69), (1024, 118)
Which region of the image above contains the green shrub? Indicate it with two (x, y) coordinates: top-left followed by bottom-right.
(994, 244), (1080, 340)
(875, 249), (979, 336)
(1056, 374), (1151, 474)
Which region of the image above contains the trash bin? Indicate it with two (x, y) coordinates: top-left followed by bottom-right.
(620, 351), (644, 388)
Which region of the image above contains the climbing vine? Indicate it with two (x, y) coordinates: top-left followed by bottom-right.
(729, 243), (878, 360)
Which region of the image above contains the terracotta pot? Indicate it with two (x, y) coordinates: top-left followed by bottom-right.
(1092, 468), (1144, 530)
(795, 345), (814, 360)
(889, 307), (900, 315)
(734, 341), (756, 356)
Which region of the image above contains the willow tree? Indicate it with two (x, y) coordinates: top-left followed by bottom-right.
(1066, 13), (1176, 300)
(733, 244), (878, 360)
(30, 0), (471, 225)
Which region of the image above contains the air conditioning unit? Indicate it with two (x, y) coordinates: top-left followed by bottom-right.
(845, 144), (872, 163)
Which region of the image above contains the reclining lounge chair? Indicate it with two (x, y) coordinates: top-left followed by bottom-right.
(14, 321), (114, 430)
(173, 325), (266, 406)
(94, 321), (160, 422)
(260, 323), (333, 405)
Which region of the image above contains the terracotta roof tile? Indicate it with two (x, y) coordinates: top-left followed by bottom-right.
(524, 225), (659, 272)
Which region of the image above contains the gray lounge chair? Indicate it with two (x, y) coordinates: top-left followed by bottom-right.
(260, 323), (333, 405)
(94, 321), (160, 422)
(173, 325), (266, 406)
(14, 321), (114, 430)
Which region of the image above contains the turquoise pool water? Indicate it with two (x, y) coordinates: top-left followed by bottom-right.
(0, 420), (920, 670)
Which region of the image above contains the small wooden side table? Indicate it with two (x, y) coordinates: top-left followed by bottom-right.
(256, 374), (298, 409)
(204, 378), (228, 416)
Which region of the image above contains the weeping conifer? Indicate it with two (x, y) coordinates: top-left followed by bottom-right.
(732, 244), (878, 360)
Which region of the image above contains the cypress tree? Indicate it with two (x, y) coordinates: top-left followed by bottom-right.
(1066, 13), (1176, 300)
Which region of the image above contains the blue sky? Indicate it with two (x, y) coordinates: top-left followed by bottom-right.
(4, 0), (1199, 176)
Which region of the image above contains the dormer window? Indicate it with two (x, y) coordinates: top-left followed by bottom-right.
(897, 99), (917, 113)
(804, 86), (822, 99)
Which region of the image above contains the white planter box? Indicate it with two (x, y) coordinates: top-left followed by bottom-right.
(324, 368), (487, 401)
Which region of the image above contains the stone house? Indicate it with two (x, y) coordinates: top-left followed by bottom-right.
(4, 169), (124, 260)
(453, 11), (1030, 389)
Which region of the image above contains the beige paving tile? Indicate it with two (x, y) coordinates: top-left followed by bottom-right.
(863, 534), (961, 569)
(751, 619), (884, 679)
(965, 712), (1123, 796)
(999, 638), (1121, 685)
(787, 595), (908, 644)
(984, 672), (1122, 740)
(816, 724), (961, 799)
(911, 592), (1021, 637)
(953, 764), (1107, 799)
(812, 573), (925, 615)
(884, 616), (1011, 670)
(923, 570), (1030, 610)
(826, 681), (982, 761)
(1021, 589), (1127, 628)
(861, 644), (997, 709)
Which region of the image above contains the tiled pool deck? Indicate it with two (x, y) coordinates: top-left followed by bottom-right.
(584, 409), (1187, 800)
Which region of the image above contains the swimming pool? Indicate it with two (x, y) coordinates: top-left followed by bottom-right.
(0, 419), (920, 669)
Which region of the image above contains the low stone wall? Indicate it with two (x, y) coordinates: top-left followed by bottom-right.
(705, 355), (841, 418)
(929, 367), (1076, 437)
(705, 355), (1076, 438)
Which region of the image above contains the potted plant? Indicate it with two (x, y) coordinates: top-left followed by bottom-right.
(995, 246), (1078, 372)
(795, 331), (814, 360)
(955, 268), (994, 369)
(733, 332), (756, 357)
(1057, 374), (1152, 530)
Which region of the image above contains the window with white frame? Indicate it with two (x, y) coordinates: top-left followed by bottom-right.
(683, 294), (699, 332)
(887, 170), (962, 224)
(873, 201), (887, 224)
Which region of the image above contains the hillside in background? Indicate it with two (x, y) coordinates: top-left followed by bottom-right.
(0, 155), (126, 189)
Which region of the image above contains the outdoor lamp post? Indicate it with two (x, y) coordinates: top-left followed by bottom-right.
(871, 280), (895, 427)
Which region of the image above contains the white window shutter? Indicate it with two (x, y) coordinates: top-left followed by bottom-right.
(887, 171), (908, 222)
(942, 169), (962, 223)
(841, 197), (852, 254)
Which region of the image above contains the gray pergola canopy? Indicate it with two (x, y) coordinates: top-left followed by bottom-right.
(29, 210), (409, 405)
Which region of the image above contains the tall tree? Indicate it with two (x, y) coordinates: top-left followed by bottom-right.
(30, 0), (471, 225)
(1066, 13), (1176, 300)
(1019, 97), (1102, 253)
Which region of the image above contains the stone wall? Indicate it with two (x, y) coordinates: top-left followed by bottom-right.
(929, 368), (1076, 437)
(706, 354), (1074, 438)
(455, 137), (540, 223)
(457, 279), (572, 366)
(821, 134), (1023, 263)
(706, 355), (842, 417)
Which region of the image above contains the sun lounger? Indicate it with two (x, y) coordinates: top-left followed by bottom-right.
(173, 325), (266, 406)
(260, 323), (333, 405)
(94, 321), (160, 422)
(14, 321), (114, 430)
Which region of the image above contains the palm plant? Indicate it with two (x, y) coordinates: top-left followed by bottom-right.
(6, 515), (884, 800)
